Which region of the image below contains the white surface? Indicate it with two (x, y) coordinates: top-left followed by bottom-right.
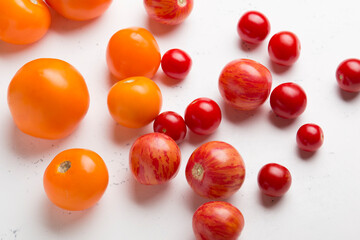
(1, 0), (360, 239)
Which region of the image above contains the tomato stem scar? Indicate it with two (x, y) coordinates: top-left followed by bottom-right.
(192, 163), (204, 181)
(58, 161), (72, 173)
(178, 0), (187, 7)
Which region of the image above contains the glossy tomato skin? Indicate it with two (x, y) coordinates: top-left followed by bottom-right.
(193, 201), (245, 240)
(258, 163), (292, 197)
(0, 0), (51, 45)
(161, 49), (192, 80)
(268, 31), (301, 66)
(336, 59), (360, 92)
(129, 133), (181, 185)
(43, 149), (109, 211)
(46, 0), (112, 21)
(153, 111), (187, 143)
(107, 76), (162, 128)
(184, 98), (222, 135)
(270, 82), (307, 119)
(296, 123), (324, 152)
(219, 59), (272, 110)
(144, 0), (194, 25)
(106, 27), (161, 80)
(8, 58), (90, 139)
(185, 141), (246, 199)
(237, 11), (270, 44)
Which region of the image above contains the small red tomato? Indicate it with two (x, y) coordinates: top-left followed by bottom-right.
(270, 82), (307, 119)
(193, 201), (245, 240)
(184, 98), (222, 135)
(237, 11), (270, 44)
(296, 123), (324, 152)
(129, 133), (181, 185)
(153, 111), (187, 143)
(185, 141), (246, 199)
(268, 31), (301, 66)
(219, 59), (272, 110)
(336, 58), (360, 92)
(258, 163), (292, 197)
(161, 49), (192, 80)
(144, 0), (193, 25)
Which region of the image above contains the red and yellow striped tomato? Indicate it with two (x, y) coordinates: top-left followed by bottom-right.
(144, 0), (193, 25)
(129, 133), (181, 185)
(218, 59), (272, 111)
(193, 201), (245, 240)
(185, 141), (245, 199)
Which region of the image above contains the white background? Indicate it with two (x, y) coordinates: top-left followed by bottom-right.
(1, 0), (360, 239)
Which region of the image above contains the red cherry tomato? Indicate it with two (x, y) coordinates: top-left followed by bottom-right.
(270, 82), (307, 119)
(268, 31), (301, 66)
(296, 123), (324, 152)
(129, 133), (181, 185)
(185, 141), (246, 199)
(258, 163), (292, 197)
(153, 111), (187, 143)
(184, 98), (222, 135)
(237, 11), (270, 44)
(218, 59), (272, 110)
(161, 49), (192, 80)
(336, 58), (360, 92)
(193, 201), (245, 240)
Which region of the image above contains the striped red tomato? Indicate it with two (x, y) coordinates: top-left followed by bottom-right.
(129, 133), (181, 185)
(185, 141), (245, 199)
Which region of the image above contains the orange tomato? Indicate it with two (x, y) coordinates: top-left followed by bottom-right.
(7, 58), (90, 140)
(45, 0), (113, 21)
(107, 76), (162, 128)
(106, 27), (161, 80)
(0, 0), (51, 45)
(43, 149), (109, 211)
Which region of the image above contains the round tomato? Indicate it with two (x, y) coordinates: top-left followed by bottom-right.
(43, 149), (109, 211)
(219, 59), (272, 110)
(107, 76), (162, 128)
(336, 58), (360, 92)
(129, 133), (181, 185)
(7, 58), (90, 139)
(0, 0), (51, 45)
(45, 0), (112, 21)
(270, 82), (307, 119)
(184, 98), (222, 135)
(106, 27), (161, 80)
(296, 123), (324, 152)
(268, 31), (301, 66)
(193, 201), (245, 240)
(144, 0), (194, 25)
(153, 111), (187, 143)
(237, 11), (270, 44)
(258, 163), (292, 197)
(161, 49), (192, 80)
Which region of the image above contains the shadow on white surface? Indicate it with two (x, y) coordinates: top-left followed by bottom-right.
(296, 147), (317, 160)
(153, 72), (183, 87)
(0, 41), (36, 56)
(111, 122), (152, 146)
(267, 59), (292, 75)
(336, 86), (360, 102)
(257, 191), (284, 208)
(128, 178), (171, 205)
(107, 71), (119, 89)
(239, 39), (262, 52)
(183, 189), (211, 213)
(221, 100), (263, 124)
(145, 17), (181, 36)
(187, 131), (213, 147)
(267, 111), (297, 129)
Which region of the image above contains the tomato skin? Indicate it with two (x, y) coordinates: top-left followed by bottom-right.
(258, 163), (292, 197)
(144, 0), (194, 25)
(106, 27), (161, 81)
(237, 11), (270, 44)
(336, 59), (360, 92)
(8, 58), (90, 140)
(184, 98), (222, 135)
(161, 49), (192, 80)
(219, 59), (272, 110)
(296, 123), (324, 152)
(43, 149), (109, 211)
(270, 82), (307, 119)
(129, 133), (181, 185)
(153, 111), (187, 144)
(268, 31), (301, 66)
(0, 0), (51, 45)
(185, 141), (246, 199)
(45, 0), (112, 21)
(193, 201), (245, 240)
